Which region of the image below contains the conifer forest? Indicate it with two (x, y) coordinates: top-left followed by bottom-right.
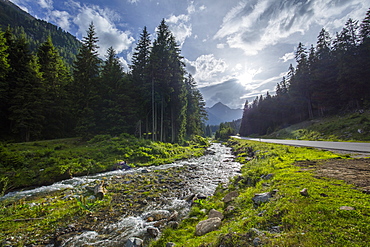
(240, 9), (370, 136)
(0, 20), (207, 143)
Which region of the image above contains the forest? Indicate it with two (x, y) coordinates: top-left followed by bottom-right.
(0, 20), (207, 143)
(240, 9), (370, 136)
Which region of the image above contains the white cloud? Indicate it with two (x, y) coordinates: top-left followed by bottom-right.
(214, 0), (368, 55)
(279, 52), (295, 63)
(166, 14), (192, 46)
(186, 54), (228, 86)
(217, 43), (225, 49)
(73, 3), (135, 56)
(38, 0), (53, 9)
(187, 1), (195, 14)
(49, 10), (71, 31)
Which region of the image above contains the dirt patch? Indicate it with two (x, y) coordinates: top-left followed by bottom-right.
(295, 158), (370, 193)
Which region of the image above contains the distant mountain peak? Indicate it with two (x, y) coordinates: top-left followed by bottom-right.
(206, 102), (242, 125)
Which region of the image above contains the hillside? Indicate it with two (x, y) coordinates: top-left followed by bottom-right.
(0, 0), (80, 65)
(263, 111), (370, 141)
(206, 102), (242, 125)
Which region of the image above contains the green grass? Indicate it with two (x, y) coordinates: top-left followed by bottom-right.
(0, 134), (208, 194)
(151, 138), (370, 247)
(264, 111), (370, 141)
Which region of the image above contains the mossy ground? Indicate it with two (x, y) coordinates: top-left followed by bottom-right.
(151, 138), (370, 247)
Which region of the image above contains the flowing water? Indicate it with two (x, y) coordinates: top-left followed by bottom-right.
(1, 143), (241, 246)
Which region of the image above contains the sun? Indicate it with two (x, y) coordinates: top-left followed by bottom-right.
(236, 68), (261, 88)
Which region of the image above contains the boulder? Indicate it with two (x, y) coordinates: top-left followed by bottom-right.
(223, 191), (239, 203)
(147, 226), (160, 238)
(300, 188), (309, 196)
(252, 190), (278, 206)
(339, 206), (355, 211)
(125, 237), (143, 247)
(208, 209), (224, 220)
(195, 217), (222, 236)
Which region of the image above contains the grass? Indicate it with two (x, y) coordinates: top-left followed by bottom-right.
(151, 138), (370, 247)
(0, 134), (208, 195)
(264, 111), (370, 141)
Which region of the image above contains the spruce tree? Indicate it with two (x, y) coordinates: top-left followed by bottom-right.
(37, 36), (72, 138)
(72, 22), (101, 137)
(0, 31), (10, 137)
(6, 32), (44, 141)
(131, 27), (152, 137)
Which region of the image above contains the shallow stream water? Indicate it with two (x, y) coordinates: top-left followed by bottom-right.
(1, 143), (241, 246)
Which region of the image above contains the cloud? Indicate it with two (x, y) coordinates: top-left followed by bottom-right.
(38, 0), (53, 9)
(166, 14), (192, 46)
(72, 3), (135, 56)
(214, 0), (367, 55)
(279, 52), (295, 63)
(186, 54), (228, 87)
(199, 79), (249, 109)
(49, 10), (71, 31)
(187, 1), (195, 14)
(217, 43), (225, 49)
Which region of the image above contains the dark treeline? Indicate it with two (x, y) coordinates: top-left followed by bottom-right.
(240, 9), (370, 136)
(0, 20), (207, 143)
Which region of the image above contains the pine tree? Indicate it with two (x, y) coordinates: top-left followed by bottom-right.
(131, 27), (152, 137)
(0, 31), (10, 136)
(185, 73), (207, 137)
(98, 46), (134, 135)
(6, 31), (44, 141)
(37, 36), (72, 138)
(72, 22), (101, 137)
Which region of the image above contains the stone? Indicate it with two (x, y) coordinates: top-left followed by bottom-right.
(339, 206), (355, 211)
(147, 226), (160, 238)
(300, 188), (309, 196)
(195, 217), (222, 236)
(223, 191), (239, 203)
(125, 237), (143, 247)
(262, 174), (274, 180)
(225, 205), (235, 213)
(168, 211), (179, 221)
(167, 221), (179, 229)
(208, 209), (224, 220)
(252, 190), (277, 205)
(253, 237), (261, 246)
(166, 243), (176, 247)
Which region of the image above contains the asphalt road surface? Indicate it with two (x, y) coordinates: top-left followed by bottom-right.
(233, 136), (370, 153)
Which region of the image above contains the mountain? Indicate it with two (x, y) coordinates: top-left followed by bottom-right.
(0, 0), (81, 65)
(206, 102), (243, 125)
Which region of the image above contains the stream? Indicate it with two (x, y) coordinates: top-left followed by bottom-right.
(1, 143), (241, 246)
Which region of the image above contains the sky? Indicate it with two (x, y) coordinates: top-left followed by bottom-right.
(10, 0), (369, 109)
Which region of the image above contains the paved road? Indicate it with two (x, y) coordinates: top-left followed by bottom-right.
(232, 136), (370, 153)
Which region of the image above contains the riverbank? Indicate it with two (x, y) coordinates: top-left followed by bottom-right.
(0, 143), (240, 246)
(152, 137), (370, 246)
(0, 134), (208, 194)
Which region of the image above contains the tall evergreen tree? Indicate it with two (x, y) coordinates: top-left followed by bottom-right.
(185, 73), (207, 137)
(72, 22), (101, 137)
(6, 31), (44, 141)
(0, 31), (10, 136)
(131, 27), (152, 137)
(37, 36), (72, 138)
(98, 46), (136, 135)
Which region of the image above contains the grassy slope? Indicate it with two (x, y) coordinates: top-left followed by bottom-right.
(152, 138), (370, 247)
(264, 111), (370, 141)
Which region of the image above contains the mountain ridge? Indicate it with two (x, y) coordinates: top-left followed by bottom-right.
(206, 102), (243, 125)
(0, 0), (81, 65)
